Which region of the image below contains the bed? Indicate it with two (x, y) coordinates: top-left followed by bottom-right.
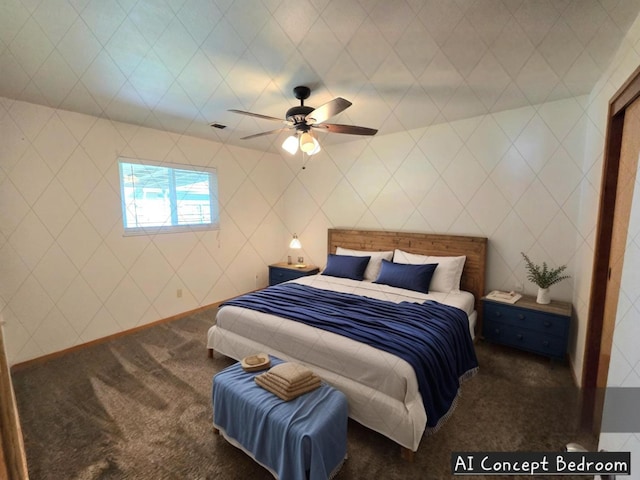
(207, 229), (487, 454)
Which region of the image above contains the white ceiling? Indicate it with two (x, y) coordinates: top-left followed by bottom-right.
(1, 0), (639, 154)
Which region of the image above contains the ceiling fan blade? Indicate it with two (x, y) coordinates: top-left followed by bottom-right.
(306, 97), (352, 124)
(313, 123), (378, 136)
(240, 128), (290, 140)
(228, 109), (284, 123)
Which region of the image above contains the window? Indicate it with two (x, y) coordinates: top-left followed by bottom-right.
(118, 158), (219, 235)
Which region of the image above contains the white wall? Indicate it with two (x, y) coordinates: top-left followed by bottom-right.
(283, 94), (589, 370)
(0, 91), (593, 372)
(589, 12), (640, 476)
(0, 97), (289, 364)
(569, 12), (640, 390)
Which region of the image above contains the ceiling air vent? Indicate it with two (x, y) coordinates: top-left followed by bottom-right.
(209, 122), (227, 129)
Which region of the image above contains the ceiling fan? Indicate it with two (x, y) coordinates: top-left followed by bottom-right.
(228, 86), (378, 156)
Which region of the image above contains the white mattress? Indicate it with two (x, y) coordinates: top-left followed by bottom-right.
(207, 274), (476, 451)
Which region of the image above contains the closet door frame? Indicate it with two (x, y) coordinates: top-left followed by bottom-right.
(583, 63), (640, 429)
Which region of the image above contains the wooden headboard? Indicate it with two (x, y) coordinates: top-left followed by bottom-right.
(328, 229), (488, 327)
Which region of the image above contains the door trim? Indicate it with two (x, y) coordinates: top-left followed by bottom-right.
(0, 324), (29, 479)
(582, 63), (640, 425)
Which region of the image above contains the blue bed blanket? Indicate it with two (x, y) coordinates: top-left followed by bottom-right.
(222, 283), (478, 430)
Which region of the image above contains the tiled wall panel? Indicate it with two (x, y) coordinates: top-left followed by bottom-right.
(0, 99), (288, 364)
(284, 96), (588, 337)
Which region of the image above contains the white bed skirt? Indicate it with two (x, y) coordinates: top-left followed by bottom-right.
(209, 325), (427, 451)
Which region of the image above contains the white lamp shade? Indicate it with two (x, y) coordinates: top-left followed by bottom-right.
(282, 135), (298, 155)
(308, 140), (321, 155)
(282, 132), (321, 156)
(289, 234), (302, 249)
(299, 132), (316, 153)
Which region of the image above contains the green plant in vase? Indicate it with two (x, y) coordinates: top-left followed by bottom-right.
(521, 252), (570, 304)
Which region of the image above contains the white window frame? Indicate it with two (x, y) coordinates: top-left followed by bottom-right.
(118, 157), (219, 236)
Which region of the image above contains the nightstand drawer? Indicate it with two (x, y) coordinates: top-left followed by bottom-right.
(483, 323), (566, 358)
(269, 268), (304, 285)
(484, 303), (568, 337)
(269, 264), (320, 286)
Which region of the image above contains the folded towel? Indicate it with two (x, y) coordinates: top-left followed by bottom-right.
(267, 362), (314, 386)
(259, 371), (321, 393)
(255, 373), (321, 401)
(257, 371), (318, 392)
(255, 376), (320, 402)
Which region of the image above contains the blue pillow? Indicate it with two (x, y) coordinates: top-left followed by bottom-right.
(322, 254), (371, 281)
(374, 259), (438, 293)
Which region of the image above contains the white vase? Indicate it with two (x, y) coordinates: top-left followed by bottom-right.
(536, 287), (551, 304)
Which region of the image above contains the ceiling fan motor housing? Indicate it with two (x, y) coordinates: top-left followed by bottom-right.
(286, 105), (314, 131)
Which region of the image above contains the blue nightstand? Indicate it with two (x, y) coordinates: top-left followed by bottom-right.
(482, 294), (572, 360)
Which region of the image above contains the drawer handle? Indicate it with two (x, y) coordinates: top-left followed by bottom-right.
(516, 334), (523, 341)
(544, 321), (551, 327)
(518, 314), (525, 320)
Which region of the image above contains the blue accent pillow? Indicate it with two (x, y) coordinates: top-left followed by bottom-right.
(322, 254), (371, 281)
(374, 259), (438, 293)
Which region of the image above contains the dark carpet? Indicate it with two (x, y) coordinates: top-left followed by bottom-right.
(12, 307), (596, 479)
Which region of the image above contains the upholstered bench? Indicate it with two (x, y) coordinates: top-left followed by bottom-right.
(212, 357), (348, 480)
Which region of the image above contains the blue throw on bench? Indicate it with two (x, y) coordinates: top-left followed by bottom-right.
(223, 283), (478, 431)
(213, 357), (348, 480)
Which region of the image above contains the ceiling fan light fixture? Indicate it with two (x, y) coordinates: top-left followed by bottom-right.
(308, 140), (321, 155)
(300, 132), (316, 153)
(282, 135), (298, 155)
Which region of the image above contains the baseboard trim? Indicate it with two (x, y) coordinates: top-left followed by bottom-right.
(11, 301), (223, 373)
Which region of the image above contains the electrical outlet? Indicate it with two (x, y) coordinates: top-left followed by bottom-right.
(177, 288), (183, 298)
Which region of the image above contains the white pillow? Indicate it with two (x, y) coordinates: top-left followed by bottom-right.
(336, 247), (393, 281)
(393, 249), (466, 293)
